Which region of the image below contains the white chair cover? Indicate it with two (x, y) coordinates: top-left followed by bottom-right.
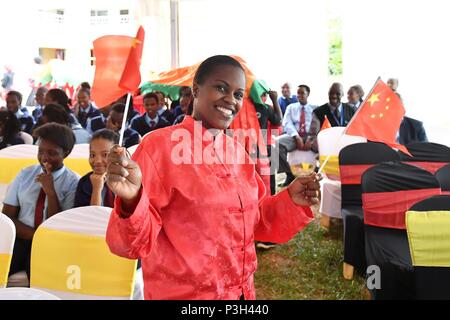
(30, 206), (138, 300)
(317, 127), (366, 219)
(0, 214), (15, 288)
(18, 132), (33, 145)
(0, 287), (60, 300)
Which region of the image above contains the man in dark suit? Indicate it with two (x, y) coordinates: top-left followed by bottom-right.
(131, 93), (171, 137)
(309, 83), (357, 152)
(398, 116), (428, 145)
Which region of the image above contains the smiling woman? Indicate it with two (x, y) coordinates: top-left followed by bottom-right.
(191, 56), (246, 130)
(105, 55), (322, 300)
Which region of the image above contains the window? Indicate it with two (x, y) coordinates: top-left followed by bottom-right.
(91, 10), (108, 16)
(90, 10), (109, 25)
(120, 9), (130, 24)
(39, 48), (66, 64)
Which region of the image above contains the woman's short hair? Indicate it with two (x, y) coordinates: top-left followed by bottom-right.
(34, 122), (76, 155)
(193, 55), (245, 85)
(46, 89), (71, 111)
(91, 129), (119, 145)
(42, 104), (70, 125)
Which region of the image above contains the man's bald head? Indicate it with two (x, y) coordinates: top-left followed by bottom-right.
(328, 83), (344, 107)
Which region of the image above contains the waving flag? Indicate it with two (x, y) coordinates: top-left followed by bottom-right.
(91, 26), (145, 108)
(345, 78), (409, 154)
(140, 56), (268, 104)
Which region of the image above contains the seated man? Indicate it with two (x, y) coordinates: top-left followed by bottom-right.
(398, 116), (428, 145)
(277, 82), (299, 116)
(309, 82), (357, 152)
(276, 85), (316, 186)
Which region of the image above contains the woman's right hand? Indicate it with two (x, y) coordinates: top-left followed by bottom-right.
(106, 145), (142, 206)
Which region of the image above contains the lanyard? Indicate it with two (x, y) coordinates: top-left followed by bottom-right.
(330, 105), (344, 126)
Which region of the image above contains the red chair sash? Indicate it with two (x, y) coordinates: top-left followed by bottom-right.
(404, 162), (450, 174)
(363, 188), (442, 229)
(340, 164), (374, 185)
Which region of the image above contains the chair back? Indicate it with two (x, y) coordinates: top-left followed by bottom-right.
(30, 206), (137, 299)
(0, 214), (15, 288)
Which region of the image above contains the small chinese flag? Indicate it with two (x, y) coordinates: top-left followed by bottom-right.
(345, 78), (409, 154)
(320, 115), (332, 132)
(91, 26), (145, 108)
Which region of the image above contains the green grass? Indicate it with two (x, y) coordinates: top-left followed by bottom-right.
(254, 215), (367, 300)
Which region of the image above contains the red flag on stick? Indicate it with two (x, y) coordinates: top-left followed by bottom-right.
(91, 26), (145, 108)
(345, 78), (410, 154)
(320, 115), (332, 132)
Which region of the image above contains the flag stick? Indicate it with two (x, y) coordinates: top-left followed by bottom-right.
(317, 154), (331, 174)
(119, 92), (132, 147)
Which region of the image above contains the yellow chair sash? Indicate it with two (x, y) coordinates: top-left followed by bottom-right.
(406, 211), (450, 267)
(0, 158), (91, 184)
(319, 155), (339, 177)
(0, 253), (12, 287)
(31, 227), (137, 297)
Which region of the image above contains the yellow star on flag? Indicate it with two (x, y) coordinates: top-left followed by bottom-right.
(367, 93), (380, 106)
(132, 38), (142, 48)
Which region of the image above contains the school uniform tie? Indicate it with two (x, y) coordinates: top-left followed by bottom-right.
(299, 106), (307, 137)
(34, 188), (46, 228)
(103, 186), (115, 208)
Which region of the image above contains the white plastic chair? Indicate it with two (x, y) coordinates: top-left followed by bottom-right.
(0, 214), (15, 288)
(30, 206), (138, 300)
(317, 127), (366, 227)
(18, 132), (33, 145)
(0, 287), (60, 300)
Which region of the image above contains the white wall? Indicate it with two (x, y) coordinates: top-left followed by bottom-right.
(178, 0), (329, 105)
(341, 0), (450, 145)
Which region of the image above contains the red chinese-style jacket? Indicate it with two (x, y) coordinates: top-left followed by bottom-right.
(106, 116), (313, 300)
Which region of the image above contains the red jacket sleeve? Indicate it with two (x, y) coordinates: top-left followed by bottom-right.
(105, 142), (168, 259)
(254, 173), (314, 243)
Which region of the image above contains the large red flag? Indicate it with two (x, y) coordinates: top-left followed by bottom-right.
(91, 26), (145, 108)
(345, 78), (409, 154)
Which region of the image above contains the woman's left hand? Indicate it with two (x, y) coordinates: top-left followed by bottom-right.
(287, 172), (322, 206)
